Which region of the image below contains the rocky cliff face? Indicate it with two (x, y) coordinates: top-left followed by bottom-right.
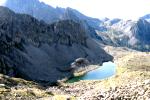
(5, 0), (62, 23)
(4, 0), (102, 27)
(130, 19), (150, 44)
(4, 0), (105, 40)
(0, 6), (113, 83)
(98, 19), (150, 51)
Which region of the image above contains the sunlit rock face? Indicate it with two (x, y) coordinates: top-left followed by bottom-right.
(0, 6), (113, 83)
(98, 18), (150, 51)
(130, 19), (150, 44)
(141, 14), (150, 22)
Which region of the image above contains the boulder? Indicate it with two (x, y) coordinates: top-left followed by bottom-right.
(71, 58), (90, 69)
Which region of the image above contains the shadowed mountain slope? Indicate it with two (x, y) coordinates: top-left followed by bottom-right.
(0, 6), (113, 83)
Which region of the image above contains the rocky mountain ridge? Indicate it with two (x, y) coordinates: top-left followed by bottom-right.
(4, 0), (106, 40)
(0, 6), (113, 83)
(4, 0), (150, 51)
(98, 18), (150, 51)
(5, 0), (102, 27)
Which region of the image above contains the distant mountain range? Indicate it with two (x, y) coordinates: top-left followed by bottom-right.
(100, 19), (150, 51)
(4, 0), (150, 51)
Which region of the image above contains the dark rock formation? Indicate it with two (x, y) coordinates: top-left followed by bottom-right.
(4, 0), (106, 41)
(0, 6), (113, 83)
(71, 58), (90, 69)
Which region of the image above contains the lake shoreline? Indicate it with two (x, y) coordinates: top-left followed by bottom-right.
(59, 65), (100, 83)
(0, 46), (150, 100)
(48, 46), (150, 99)
(67, 62), (116, 83)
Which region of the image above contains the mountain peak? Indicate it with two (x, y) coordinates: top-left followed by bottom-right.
(0, 6), (14, 13)
(0, 6), (15, 19)
(140, 14), (150, 22)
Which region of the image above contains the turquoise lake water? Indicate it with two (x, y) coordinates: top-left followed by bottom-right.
(67, 62), (116, 83)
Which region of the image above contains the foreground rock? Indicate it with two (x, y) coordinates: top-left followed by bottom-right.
(0, 6), (112, 83)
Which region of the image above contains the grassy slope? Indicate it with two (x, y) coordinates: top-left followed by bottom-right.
(58, 46), (150, 99)
(0, 46), (150, 99)
(0, 74), (54, 100)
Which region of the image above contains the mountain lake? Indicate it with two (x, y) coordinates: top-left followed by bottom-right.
(67, 62), (116, 83)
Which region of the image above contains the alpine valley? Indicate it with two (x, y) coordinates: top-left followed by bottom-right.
(0, 0), (150, 99)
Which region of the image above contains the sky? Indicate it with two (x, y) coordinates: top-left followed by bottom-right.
(0, 0), (6, 5)
(39, 0), (150, 20)
(0, 0), (150, 20)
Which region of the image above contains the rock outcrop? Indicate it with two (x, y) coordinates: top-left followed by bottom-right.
(130, 19), (150, 45)
(0, 6), (113, 83)
(98, 19), (150, 51)
(71, 58), (90, 69)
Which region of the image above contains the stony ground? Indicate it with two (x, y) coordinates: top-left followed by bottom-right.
(0, 46), (150, 100)
(0, 74), (54, 100)
(44, 46), (150, 100)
